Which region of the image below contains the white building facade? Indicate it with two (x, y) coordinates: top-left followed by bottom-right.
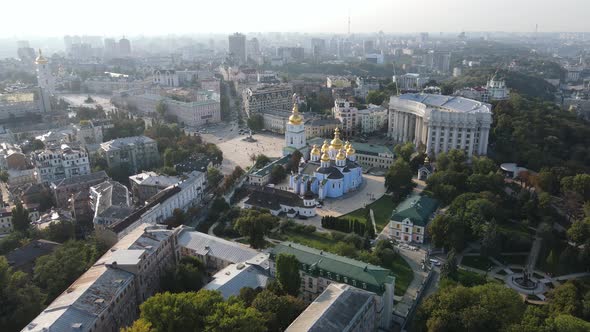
(388, 94), (492, 157)
(32, 144), (90, 183)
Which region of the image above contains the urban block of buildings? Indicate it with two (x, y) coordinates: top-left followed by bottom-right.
(270, 242), (395, 330)
(23, 224), (181, 332)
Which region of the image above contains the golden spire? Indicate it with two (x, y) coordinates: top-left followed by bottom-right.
(330, 127), (343, 150)
(310, 144), (321, 155)
(35, 49), (48, 65)
(288, 102), (303, 125)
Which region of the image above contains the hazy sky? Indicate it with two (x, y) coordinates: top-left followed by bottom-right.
(2, 0), (589, 37)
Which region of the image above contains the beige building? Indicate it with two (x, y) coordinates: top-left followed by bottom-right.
(332, 98), (358, 136)
(99, 136), (160, 173)
(358, 104), (388, 134)
(304, 118), (341, 139)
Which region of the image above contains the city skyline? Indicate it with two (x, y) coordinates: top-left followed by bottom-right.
(2, 0), (590, 37)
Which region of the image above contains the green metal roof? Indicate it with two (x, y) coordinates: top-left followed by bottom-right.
(251, 155), (290, 177)
(390, 195), (439, 227)
(351, 142), (394, 156)
(271, 242), (394, 294)
(306, 137), (394, 157)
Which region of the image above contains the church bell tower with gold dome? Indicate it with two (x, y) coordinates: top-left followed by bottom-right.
(284, 100), (306, 155)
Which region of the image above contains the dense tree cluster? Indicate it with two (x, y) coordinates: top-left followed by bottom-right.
(492, 95), (590, 173)
(384, 159), (415, 199)
(217, 166), (245, 195)
(123, 284), (305, 332)
(321, 215), (375, 238)
(233, 208), (279, 248)
(442, 68), (557, 100)
(160, 256), (206, 293)
(0, 237), (108, 331)
(416, 279), (590, 332)
(247, 114), (264, 131)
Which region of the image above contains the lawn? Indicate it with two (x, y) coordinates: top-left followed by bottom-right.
(461, 255), (495, 271)
(281, 230), (339, 252)
(341, 195), (397, 232)
(390, 254), (414, 296)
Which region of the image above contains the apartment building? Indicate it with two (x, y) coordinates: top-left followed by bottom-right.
(99, 136), (160, 173)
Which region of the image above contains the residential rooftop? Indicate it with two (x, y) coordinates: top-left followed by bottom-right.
(390, 195), (439, 227)
(203, 253), (270, 299)
(100, 136), (155, 151)
(178, 231), (259, 265)
(286, 283), (375, 332)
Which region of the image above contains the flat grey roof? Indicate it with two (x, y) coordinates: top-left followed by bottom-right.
(397, 93), (492, 114)
(178, 231), (259, 264)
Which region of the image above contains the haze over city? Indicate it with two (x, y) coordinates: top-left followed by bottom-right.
(1, 1), (590, 331)
(2, 0), (590, 37)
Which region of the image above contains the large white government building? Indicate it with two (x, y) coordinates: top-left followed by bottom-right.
(388, 94), (492, 157)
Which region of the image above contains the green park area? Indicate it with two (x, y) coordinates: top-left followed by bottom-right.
(342, 195), (396, 232)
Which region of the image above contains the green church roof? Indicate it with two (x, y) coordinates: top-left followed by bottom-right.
(390, 195), (439, 227)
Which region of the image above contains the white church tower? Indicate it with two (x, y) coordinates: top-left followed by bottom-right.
(284, 102), (306, 154)
(35, 49), (54, 112)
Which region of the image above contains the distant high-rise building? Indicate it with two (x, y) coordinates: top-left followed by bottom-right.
(247, 38), (261, 64)
(16, 40), (35, 61)
(104, 38), (118, 58)
(425, 50), (451, 74)
(419, 32), (429, 43)
(119, 36), (131, 56)
(228, 33), (247, 65)
(363, 40), (375, 54)
(311, 38), (326, 60)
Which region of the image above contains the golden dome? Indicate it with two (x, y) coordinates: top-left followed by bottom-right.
(336, 149), (347, 160)
(330, 128), (343, 150)
(344, 141), (351, 150)
(288, 103), (303, 125)
(310, 145), (321, 155)
(321, 152), (330, 162)
(35, 49), (48, 65)
(346, 143), (356, 155)
(321, 140), (330, 153)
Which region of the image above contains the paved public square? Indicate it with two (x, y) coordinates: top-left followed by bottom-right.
(200, 124), (285, 173)
(59, 93), (114, 110)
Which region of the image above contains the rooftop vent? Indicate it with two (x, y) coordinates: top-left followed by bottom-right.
(236, 263), (245, 270)
(94, 298), (105, 304)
